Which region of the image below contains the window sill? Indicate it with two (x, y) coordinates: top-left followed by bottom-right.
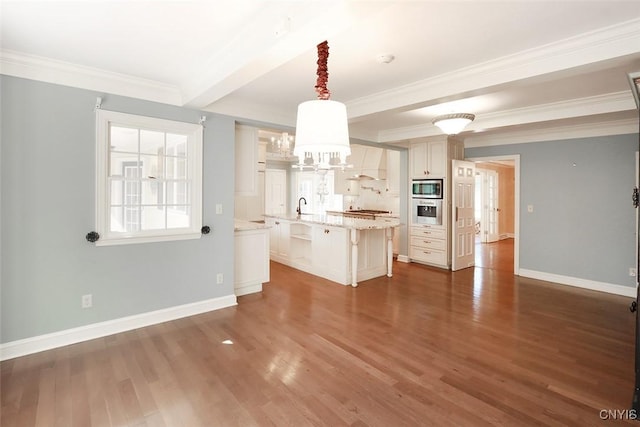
(94, 231), (202, 247)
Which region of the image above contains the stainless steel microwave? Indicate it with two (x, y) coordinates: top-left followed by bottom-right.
(412, 179), (443, 199)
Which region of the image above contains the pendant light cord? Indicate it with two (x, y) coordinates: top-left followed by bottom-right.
(315, 41), (331, 100)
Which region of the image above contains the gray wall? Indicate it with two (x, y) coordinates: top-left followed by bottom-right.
(466, 134), (638, 288)
(1, 76), (236, 343)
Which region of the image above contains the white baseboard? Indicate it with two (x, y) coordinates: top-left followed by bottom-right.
(234, 283), (263, 297)
(396, 255), (410, 263)
(0, 294), (238, 361)
(519, 269), (636, 298)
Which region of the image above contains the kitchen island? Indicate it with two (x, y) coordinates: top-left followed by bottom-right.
(264, 213), (400, 287)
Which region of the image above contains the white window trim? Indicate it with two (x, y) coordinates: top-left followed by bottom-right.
(95, 109), (203, 246)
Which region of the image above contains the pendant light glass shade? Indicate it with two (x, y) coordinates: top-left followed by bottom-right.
(294, 99), (350, 168)
(432, 113), (475, 135)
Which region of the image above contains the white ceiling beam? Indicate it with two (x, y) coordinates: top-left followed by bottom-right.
(375, 91), (637, 143)
(182, 1), (391, 109)
(346, 18), (640, 121)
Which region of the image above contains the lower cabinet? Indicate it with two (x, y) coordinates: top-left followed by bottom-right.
(312, 225), (348, 284)
(234, 228), (270, 296)
(409, 225), (448, 267)
(266, 217), (290, 263)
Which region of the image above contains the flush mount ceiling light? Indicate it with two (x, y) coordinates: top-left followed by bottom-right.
(432, 113), (475, 135)
(294, 41), (351, 171)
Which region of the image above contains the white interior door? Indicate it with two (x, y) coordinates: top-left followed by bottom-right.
(475, 169), (500, 243)
(486, 170), (499, 242)
(451, 160), (476, 271)
(265, 169), (287, 215)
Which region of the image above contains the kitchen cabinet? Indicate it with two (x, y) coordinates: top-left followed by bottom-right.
(334, 169), (359, 196)
(385, 149), (400, 196)
(234, 223), (269, 296)
(408, 136), (465, 269)
(235, 124), (259, 195)
(312, 224), (348, 284)
(410, 139), (446, 178)
(409, 225), (447, 266)
(257, 141), (267, 172)
(265, 217), (290, 263)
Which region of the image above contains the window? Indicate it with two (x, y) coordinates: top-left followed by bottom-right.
(295, 170), (343, 214)
(95, 109), (203, 246)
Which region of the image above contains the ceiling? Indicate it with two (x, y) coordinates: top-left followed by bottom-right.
(2, 1), (640, 148)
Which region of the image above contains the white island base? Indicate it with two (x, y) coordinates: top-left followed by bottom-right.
(265, 215), (397, 287)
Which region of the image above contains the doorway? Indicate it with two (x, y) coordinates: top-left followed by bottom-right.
(468, 155), (520, 274)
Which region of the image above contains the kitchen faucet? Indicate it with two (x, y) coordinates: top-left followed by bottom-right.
(296, 197), (307, 215)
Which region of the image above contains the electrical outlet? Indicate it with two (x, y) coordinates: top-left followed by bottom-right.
(527, 204), (534, 213)
(216, 273), (224, 284)
(81, 294), (92, 309)
(630, 268), (637, 277)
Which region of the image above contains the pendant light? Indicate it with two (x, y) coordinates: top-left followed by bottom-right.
(294, 41), (351, 171)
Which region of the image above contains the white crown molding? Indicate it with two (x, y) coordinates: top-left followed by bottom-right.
(0, 49), (183, 105)
(203, 97), (297, 128)
(346, 18), (640, 120)
(376, 91), (638, 144)
(0, 294), (237, 361)
(519, 269), (636, 298)
(477, 91), (635, 128)
(464, 118), (638, 148)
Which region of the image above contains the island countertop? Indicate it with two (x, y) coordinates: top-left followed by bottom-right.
(263, 213), (400, 230)
(234, 219), (270, 232)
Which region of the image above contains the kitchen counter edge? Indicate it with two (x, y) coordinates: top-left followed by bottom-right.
(264, 214), (401, 230)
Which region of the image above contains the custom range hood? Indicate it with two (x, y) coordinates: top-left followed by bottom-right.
(346, 145), (387, 181)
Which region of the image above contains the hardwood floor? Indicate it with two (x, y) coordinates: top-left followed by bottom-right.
(1, 260), (636, 426)
(475, 238), (514, 273)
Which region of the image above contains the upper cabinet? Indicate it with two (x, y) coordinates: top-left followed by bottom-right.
(410, 140), (446, 178)
(235, 124), (259, 195)
(385, 150), (400, 196)
(334, 169), (360, 196)
(257, 140), (267, 172)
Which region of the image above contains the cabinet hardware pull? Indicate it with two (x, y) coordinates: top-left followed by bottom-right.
(423, 241), (431, 244)
(423, 251), (431, 254)
(275, 221), (280, 225)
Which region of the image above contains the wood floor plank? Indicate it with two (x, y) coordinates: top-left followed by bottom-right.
(1, 254), (638, 426)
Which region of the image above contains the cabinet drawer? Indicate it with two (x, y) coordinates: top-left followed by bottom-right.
(410, 236), (446, 251)
(411, 226), (445, 239)
(410, 246), (446, 265)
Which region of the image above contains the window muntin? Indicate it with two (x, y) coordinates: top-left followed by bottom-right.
(96, 110), (202, 245)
